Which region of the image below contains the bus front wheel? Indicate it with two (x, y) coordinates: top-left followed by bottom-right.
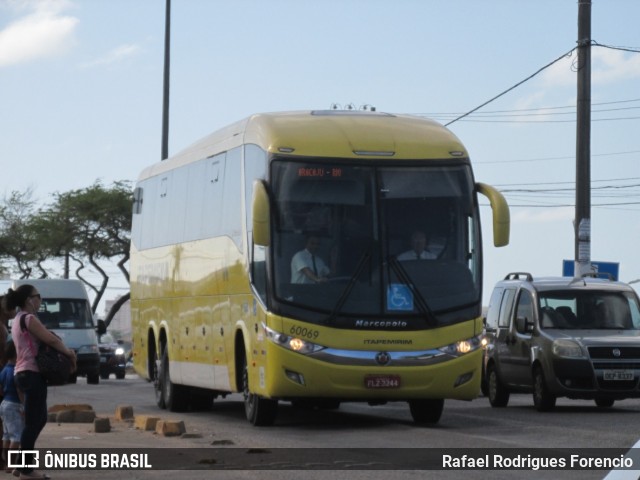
(242, 356), (278, 426)
(408, 398), (444, 425)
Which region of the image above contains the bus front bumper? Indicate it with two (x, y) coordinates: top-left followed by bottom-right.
(256, 343), (482, 401)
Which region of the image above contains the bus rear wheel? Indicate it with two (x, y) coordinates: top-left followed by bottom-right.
(160, 348), (189, 412)
(153, 348), (165, 409)
(242, 356), (278, 426)
(408, 398), (444, 425)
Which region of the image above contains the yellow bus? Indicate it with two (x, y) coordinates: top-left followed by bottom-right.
(130, 110), (509, 426)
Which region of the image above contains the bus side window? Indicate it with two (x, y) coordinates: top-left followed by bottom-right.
(252, 243), (267, 304)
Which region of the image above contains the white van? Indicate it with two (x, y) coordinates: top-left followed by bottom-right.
(5, 279), (101, 384)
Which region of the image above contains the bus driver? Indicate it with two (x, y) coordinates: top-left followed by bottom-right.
(291, 235), (331, 284)
(397, 231), (436, 261)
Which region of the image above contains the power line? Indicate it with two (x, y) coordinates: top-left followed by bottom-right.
(443, 47), (578, 126)
(493, 176), (640, 187)
(442, 43), (640, 126)
(415, 98), (640, 117)
(476, 150), (640, 165)
(593, 41), (640, 54)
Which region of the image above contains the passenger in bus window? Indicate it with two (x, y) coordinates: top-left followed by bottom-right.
(291, 235), (331, 284)
(397, 231), (436, 261)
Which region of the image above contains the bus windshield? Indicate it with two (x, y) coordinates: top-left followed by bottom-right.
(271, 159), (481, 327)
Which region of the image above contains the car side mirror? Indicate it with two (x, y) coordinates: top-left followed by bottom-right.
(516, 316), (534, 334)
(96, 319), (107, 335)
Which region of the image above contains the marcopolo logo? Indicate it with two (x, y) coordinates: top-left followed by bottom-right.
(8, 450), (39, 469)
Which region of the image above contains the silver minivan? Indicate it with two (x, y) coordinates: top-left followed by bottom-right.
(483, 273), (640, 411)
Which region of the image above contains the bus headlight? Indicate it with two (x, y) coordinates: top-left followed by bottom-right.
(264, 325), (326, 355)
(438, 335), (482, 357)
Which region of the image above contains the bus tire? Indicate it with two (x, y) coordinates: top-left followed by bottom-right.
(160, 348), (189, 412)
(408, 398), (444, 425)
(154, 347), (165, 409)
(242, 356), (277, 426)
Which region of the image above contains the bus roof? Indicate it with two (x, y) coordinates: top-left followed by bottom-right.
(138, 110), (469, 181)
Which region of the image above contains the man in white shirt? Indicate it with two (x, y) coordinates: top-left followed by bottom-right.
(397, 231), (436, 261)
(291, 235), (331, 284)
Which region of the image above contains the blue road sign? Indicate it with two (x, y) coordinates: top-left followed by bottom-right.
(562, 260), (619, 281)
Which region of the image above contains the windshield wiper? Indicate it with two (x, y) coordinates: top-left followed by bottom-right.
(325, 248), (372, 325)
(387, 255), (437, 326)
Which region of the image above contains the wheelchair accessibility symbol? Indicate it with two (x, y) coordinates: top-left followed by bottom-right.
(387, 284), (413, 311)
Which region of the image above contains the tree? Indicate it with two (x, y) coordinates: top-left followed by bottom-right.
(0, 189), (48, 278)
(49, 181), (132, 313)
(0, 181), (132, 322)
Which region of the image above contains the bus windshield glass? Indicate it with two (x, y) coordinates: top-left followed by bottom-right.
(271, 159), (481, 327)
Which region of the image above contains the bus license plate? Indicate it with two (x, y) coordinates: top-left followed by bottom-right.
(603, 370), (633, 381)
(365, 375), (401, 389)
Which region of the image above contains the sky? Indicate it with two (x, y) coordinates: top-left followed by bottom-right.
(1, 0), (639, 309)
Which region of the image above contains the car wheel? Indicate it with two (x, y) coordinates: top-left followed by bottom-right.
(487, 363), (509, 407)
(116, 371), (126, 380)
(533, 366), (556, 412)
(100, 372), (110, 380)
(87, 373), (100, 385)
(595, 398), (614, 408)
(242, 355), (277, 426)
(480, 367), (489, 397)
(408, 399), (444, 425)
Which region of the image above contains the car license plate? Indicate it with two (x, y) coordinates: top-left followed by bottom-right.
(364, 374), (401, 389)
(603, 370), (633, 381)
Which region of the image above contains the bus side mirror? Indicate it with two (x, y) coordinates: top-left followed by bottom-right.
(476, 182), (510, 247)
(252, 180), (271, 247)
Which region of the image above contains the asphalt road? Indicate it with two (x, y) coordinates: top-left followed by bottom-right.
(29, 374), (640, 480)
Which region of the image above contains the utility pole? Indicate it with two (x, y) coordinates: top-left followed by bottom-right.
(161, 0), (171, 161)
(575, 0), (591, 277)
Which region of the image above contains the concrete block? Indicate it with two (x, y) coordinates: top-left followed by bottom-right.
(48, 404), (92, 413)
(115, 405), (134, 420)
(155, 420), (186, 437)
(56, 409), (96, 423)
(134, 415), (160, 431)
(94, 417), (111, 433)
